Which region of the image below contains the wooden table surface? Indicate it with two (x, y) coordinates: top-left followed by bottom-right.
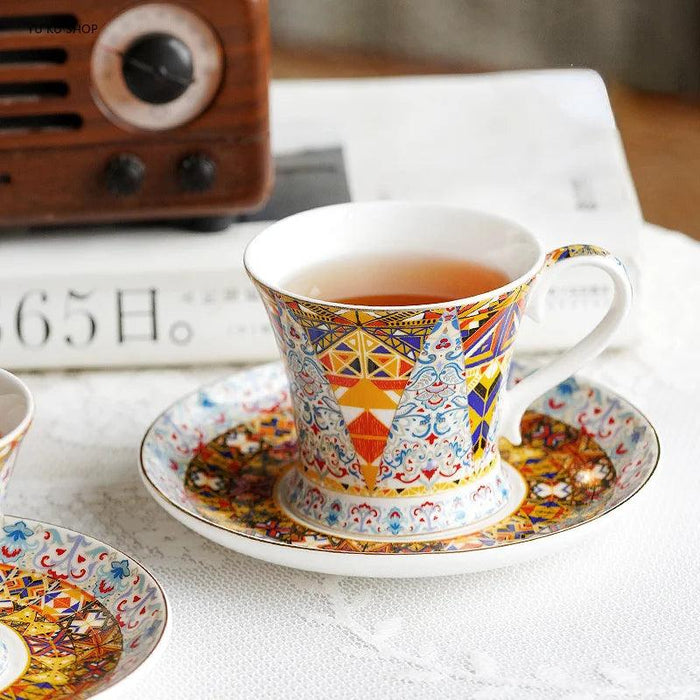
(273, 46), (699, 240)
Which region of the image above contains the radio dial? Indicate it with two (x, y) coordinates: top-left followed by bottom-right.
(122, 33), (194, 105)
(91, 3), (224, 131)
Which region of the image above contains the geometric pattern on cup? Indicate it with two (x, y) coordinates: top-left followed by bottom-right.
(458, 285), (529, 368)
(289, 303), (440, 361)
(466, 353), (509, 464)
(257, 279), (533, 499)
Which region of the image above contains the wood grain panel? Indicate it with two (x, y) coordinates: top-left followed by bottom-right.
(0, 0), (271, 227)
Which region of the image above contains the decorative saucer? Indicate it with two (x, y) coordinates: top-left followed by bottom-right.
(140, 362), (659, 578)
(0, 516), (169, 697)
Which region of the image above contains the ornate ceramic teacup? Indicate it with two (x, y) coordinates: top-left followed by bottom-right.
(245, 202), (632, 541)
(0, 368), (33, 506)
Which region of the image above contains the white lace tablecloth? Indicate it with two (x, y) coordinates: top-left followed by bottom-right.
(10, 224), (700, 699)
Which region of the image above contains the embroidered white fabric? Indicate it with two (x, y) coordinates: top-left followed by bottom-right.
(8, 224), (699, 699)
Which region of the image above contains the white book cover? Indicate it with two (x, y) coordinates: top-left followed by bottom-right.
(0, 69), (641, 370)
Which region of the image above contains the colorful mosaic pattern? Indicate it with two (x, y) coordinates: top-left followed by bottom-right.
(262, 284), (531, 493)
(0, 518), (167, 698)
(255, 272), (537, 535)
(0, 563), (121, 698)
(140, 361), (659, 554)
(458, 286), (528, 368)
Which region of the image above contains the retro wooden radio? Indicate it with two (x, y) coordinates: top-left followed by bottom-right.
(0, 1), (270, 231)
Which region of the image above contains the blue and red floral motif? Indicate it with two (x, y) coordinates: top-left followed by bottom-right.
(381, 309), (474, 489)
(277, 464), (509, 539)
(262, 291), (363, 487)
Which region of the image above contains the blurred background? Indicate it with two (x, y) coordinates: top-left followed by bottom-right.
(269, 0), (700, 239)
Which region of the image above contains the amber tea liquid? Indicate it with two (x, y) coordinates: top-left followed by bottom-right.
(284, 254), (510, 306)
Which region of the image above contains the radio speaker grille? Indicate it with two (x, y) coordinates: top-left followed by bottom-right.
(0, 13), (81, 134)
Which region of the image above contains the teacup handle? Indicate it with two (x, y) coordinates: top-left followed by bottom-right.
(500, 244), (633, 444)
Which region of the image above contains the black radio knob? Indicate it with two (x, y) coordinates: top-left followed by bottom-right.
(105, 154), (145, 196)
(122, 33), (194, 105)
(178, 153), (217, 192)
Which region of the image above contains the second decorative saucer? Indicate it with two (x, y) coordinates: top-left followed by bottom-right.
(140, 362), (659, 578)
(0, 516), (169, 698)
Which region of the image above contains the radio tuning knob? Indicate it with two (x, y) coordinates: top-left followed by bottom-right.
(178, 153), (217, 192)
(105, 154), (145, 196)
(122, 33), (194, 105)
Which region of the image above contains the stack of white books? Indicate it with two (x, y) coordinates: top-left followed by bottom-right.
(0, 69), (641, 370)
